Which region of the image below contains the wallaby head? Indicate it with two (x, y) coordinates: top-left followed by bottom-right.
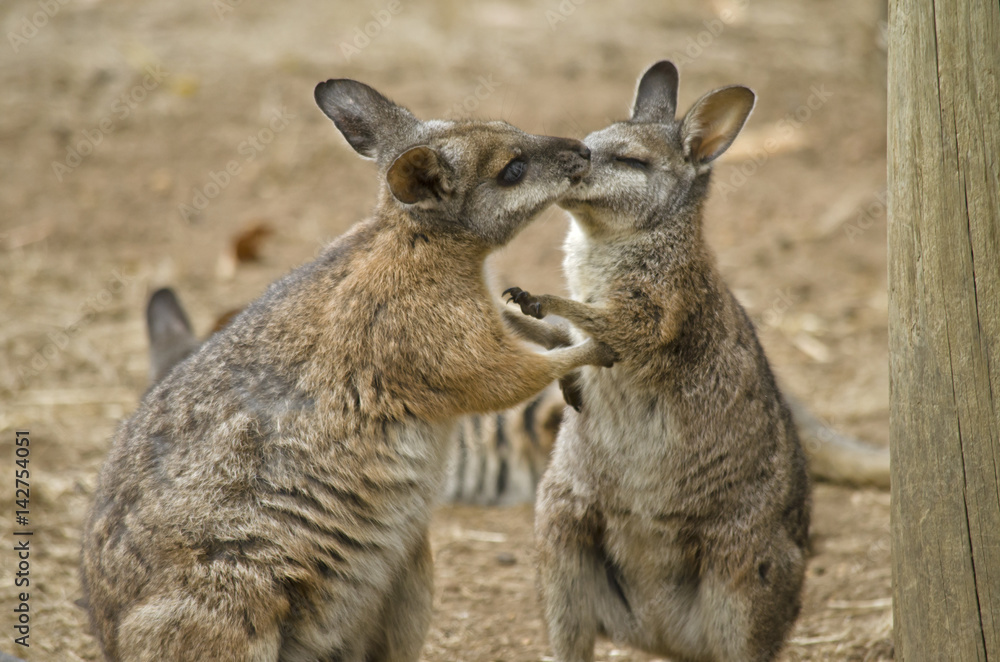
(558, 60), (754, 236)
(315, 79), (591, 246)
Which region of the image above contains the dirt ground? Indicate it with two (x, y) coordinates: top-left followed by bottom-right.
(0, 0), (891, 659)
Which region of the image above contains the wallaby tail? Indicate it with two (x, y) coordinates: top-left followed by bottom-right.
(787, 396), (889, 489)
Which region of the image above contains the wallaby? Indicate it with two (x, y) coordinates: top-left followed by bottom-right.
(505, 61), (810, 661)
(442, 382), (564, 504)
(144, 286), (565, 505)
(81, 78), (615, 662)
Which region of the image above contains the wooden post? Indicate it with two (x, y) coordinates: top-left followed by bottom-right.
(888, 0), (1000, 659)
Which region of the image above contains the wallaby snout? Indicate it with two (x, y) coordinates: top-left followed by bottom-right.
(553, 138), (591, 183)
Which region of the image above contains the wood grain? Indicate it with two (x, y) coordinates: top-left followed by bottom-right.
(888, 0), (1000, 659)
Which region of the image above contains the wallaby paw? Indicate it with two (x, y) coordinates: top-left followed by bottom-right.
(559, 372), (584, 411)
(594, 341), (619, 368)
(503, 286), (545, 319)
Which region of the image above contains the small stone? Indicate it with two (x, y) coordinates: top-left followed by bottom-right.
(496, 552), (516, 566)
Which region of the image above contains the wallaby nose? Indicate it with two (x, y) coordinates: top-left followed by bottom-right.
(554, 138), (591, 182)
(554, 138), (590, 159)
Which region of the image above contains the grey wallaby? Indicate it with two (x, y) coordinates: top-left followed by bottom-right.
(506, 61), (811, 661)
(81, 78), (614, 662)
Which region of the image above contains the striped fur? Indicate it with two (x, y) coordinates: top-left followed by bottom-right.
(443, 384), (563, 505)
(147, 277), (889, 511)
(146, 287), (565, 507)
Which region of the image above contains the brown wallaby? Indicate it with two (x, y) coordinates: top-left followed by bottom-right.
(504, 313), (889, 489)
(81, 78), (614, 662)
(505, 61), (810, 661)
(442, 383), (564, 504)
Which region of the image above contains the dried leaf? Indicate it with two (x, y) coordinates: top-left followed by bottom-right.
(211, 307), (243, 333)
(233, 221), (274, 263)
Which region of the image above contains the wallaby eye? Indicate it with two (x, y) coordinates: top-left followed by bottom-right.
(615, 156), (649, 170)
(498, 158), (528, 186)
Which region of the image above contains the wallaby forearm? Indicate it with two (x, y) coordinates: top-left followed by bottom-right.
(505, 287), (684, 350)
(501, 309), (574, 349)
(438, 339), (614, 417)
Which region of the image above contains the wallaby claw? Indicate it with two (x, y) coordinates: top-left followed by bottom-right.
(559, 372), (583, 412)
(503, 286), (545, 319)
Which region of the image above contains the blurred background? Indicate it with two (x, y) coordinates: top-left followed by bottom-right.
(1, 0), (890, 659)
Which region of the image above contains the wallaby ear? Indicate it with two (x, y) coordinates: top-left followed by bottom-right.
(631, 60), (679, 123)
(386, 146), (453, 206)
(147, 288), (194, 346)
(680, 85), (756, 164)
(147, 288), (199, 384)
(314, 79), (419, 160)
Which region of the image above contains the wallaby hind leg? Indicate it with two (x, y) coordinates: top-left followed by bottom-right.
(689, 540), (805, 662)
(366, 534), (434, 662)
(115, 586), (284, 662)
(536, 477), (635, 662)
(536, 525), (600, 661)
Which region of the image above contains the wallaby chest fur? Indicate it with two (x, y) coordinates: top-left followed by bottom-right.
(507, 62), (810, 662)
(560, 222), (807, 542)
(82, 78), (609, 662)
(561, 220), (805, 505)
